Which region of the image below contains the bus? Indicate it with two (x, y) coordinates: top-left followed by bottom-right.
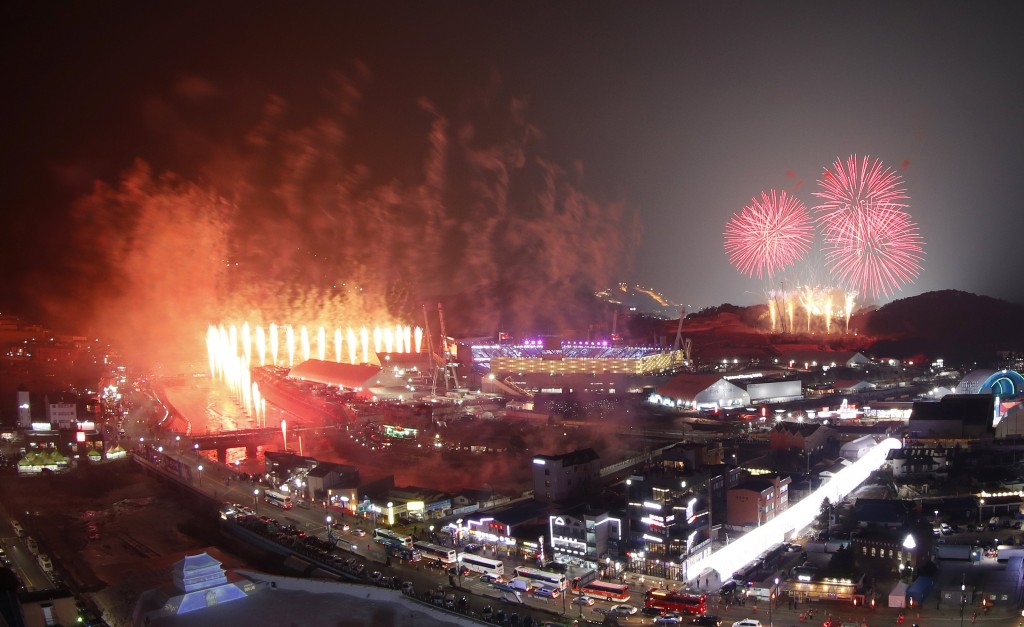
(373, 528), (413, 548)
(644, 589), (707, 615)
(413, 541), (457, 567)
(579, 580), (631, 603)
(264, 491), (293, 509)
(458, 553), (505, 577)
(385, 544), (422, 562)
(570, 570), (600, 592)
(374, 528), (413, 549)
(512, 566), (567, 591)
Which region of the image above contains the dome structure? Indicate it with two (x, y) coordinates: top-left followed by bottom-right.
(955, 369), (1024, 396)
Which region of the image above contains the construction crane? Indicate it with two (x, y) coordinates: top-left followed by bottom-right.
(422, 303), (460, 396)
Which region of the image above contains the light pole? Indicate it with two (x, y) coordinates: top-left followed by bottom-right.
(979, 498), (985, 527)
(194, 443), (200, 458)
(959, 575), (966, 627)
(327, 515), (333, 542)
(253, 488), (260, 514)
(769, 576), (779, 627)
(197, 464), (203, 487)
(455, 518), (464, 587)
(176, 435), (181, 450)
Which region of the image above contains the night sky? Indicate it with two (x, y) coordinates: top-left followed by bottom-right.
(2, 2), (1022, 348)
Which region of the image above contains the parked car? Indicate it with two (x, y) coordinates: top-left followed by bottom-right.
(11, 520), (24, 537)
(463, 543), (483, 553)
(37, 554), (54, 574)
(26, 537), (39, 555)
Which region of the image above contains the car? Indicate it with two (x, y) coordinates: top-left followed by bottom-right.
(26, 537), (39, 555)
(534, 586), (560, 598)
(37, 554), (53, 574)
(732, 620), (762, 627)
(332, 521), (351, 532)
(692, 616), (723, 627)
(480, 573), (504, 584)
(612, 604), (638, 616)
(369, 571), (383, 582)
(543, 561), (568, 573)
(1014, 521), (1023, 530)
(401, 581), (415, 594)
(656, 618), (684, 625)
(11, 520), (24, 537)
(351, 528), (367, 536)
(572, 595), (596, 606)
(463, 543), (483, 553)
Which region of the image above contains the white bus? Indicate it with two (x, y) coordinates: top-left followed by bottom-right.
(513, 566), (567, 591)
(373, 528), (413, 548)
(459, 553), (505, 577)
(264, 490), (293, 509)
(413, 541), (457, 566)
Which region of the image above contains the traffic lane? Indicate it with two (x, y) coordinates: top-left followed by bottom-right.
(5, 540), (51, 592)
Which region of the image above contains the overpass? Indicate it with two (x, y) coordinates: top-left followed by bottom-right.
(189, 425), (329, 462)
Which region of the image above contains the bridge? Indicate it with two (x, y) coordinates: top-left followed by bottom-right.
(189, 426), (328, 462)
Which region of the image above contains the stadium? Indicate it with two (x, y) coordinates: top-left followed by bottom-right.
(469, 338), (688, 395)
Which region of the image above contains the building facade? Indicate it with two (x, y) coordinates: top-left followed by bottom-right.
(532, 448), (601, 503)
(726, 475), (791, 528)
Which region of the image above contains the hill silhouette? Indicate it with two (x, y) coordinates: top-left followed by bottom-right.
(859, 290), (1024, 365)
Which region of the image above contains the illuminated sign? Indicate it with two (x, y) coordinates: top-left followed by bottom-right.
(533, 459), (546, 465)
(643, 501), (662, 510)
(383, 425), (418, 439)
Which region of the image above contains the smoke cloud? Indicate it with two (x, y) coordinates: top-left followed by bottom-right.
(39, 68), (639, 368)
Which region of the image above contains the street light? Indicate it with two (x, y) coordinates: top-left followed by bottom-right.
(959, 577), (967, 627)
(979, 498), (985, 526)
(455, 518), (464, 587)
(326, 515), (333, 542)
(253, 488), (260, 513)
(769, 577), (779, 627)
(197, 464), (203, 486)
(194, 443), (200, 458)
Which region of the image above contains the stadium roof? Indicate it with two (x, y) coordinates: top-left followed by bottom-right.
(656, 373), (727, 399)
(287, 359), (381, 388)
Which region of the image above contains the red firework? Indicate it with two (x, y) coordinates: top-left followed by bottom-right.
(813, 155), (908, 226)
(724, 190), (813, 278)
(822, 202), (924, 299)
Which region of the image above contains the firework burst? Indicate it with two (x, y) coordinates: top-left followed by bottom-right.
(813, 155), (908, 226)
(822, 202), (924, 299)
(724, 190), (813, 278)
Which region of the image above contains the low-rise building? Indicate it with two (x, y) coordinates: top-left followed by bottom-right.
(726, 475), (791, 528)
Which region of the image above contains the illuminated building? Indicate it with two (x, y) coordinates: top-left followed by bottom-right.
(548, 507), (623, 571)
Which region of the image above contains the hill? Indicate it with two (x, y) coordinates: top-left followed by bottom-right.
(859, 290), (1024, 364)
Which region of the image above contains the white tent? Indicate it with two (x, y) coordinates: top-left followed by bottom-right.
(888, 581), (908, 608)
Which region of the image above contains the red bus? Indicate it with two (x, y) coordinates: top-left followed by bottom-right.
(644, 589), (707, 615)
(580, 580), (631, 602)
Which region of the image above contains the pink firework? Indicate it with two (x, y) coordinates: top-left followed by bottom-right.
(813, 155), (908, 227)
(822, 202), (924, 299)
(724, 190), (813, 278)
